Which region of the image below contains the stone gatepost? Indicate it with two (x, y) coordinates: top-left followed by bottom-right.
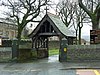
(59, 38), (68, 62)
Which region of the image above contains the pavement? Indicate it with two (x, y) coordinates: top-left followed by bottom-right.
(0, 55), (100, 75)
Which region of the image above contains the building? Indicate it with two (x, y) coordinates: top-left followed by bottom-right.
(81, 39), (90, 45)
(0, 18), (17, 39)
(90, 30), (100, 44)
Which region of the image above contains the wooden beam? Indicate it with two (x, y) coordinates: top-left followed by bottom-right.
(38, 33), (61, 36)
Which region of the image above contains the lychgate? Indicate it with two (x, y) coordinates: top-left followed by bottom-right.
(29, 13), (75, 61)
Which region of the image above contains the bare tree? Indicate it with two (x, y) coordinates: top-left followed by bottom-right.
(56, 0), (88, 45)
(1, 0), (50, 58)
(73, 18), (78, 44)
(71, 2), (89, 45)
(75, 5), (87, 44)
(1, 0), (50, 42)
(78, 0), (100, 29)
(56, 0), (76, 27)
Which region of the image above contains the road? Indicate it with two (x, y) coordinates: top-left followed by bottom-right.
(0, 69), (100, 75)
(0, 55), (100, 75)
(77, 69), (100, 75)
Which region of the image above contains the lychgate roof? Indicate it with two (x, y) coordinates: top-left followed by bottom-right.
(29, 13), (75, 38)
(48, 13), (75, 37)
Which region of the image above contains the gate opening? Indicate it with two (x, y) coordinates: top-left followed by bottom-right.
(48, 36), (60, 57)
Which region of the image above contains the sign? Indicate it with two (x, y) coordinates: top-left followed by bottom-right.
(0, 38), (2, 45)
(64, 48), (67, 52)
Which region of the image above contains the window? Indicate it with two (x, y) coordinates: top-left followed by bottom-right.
(5, 31), (9, 37)
(10, 31), (14, 39)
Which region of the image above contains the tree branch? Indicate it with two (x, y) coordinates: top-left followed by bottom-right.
(94, 2), (100, 14)
(31, 0), (36, 5)
(19, 0), (28, 9)
(78, 0), (93, 19)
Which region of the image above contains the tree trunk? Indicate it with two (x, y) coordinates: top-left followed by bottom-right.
(92, 19), (99, 29)
(17, 28), (22, 59)
(76, 30), (78, 45)
(78, 0), (100, 30)
(79, 27), (81, 45)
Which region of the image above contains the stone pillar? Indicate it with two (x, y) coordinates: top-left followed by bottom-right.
(59, 38), (68, 62)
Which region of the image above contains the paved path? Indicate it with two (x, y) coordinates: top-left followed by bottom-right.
(0, 55), (100, 75)
(0, 55), (76, 75)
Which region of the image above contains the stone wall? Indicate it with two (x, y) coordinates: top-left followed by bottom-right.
(67, 45), (100, 61)
(0, 47), (12, 62)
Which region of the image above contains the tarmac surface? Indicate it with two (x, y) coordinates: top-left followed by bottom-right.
(0, 55), (100, 75)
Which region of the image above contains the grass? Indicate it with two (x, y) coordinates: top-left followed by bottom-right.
(49, 49), (59, 56)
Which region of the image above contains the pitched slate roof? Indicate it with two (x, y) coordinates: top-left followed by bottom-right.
(29, 13), (75, 38)
(47, 13), (75, 37)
